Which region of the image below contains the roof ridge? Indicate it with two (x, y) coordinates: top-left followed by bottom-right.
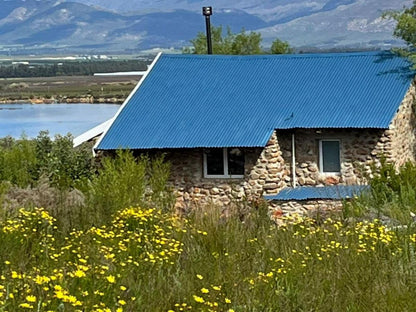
(162, 50), (395, 60)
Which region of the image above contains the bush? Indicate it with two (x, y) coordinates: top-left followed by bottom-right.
(344, 160), (416, 223)
(0, 132), (95, 190)
(0, 136), (37, 187)
(87, 150), (174, 225)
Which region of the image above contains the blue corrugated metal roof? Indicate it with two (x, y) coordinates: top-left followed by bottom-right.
(264, 185), (370, 201)
(96, 51), (414, 150)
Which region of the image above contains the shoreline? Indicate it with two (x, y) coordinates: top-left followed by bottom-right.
(0, 96), (126, 104)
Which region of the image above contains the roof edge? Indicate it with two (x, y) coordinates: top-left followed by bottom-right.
(93, 52), (163, 154)
(96, 144), (267, 151)
(160, 50), (397, 60)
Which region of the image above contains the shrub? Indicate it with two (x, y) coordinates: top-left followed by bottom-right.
(0, 136), (37, 187)
(87, 150), (174, 225)
(344, 160), (416, 223)
(0, 133), (95, 190)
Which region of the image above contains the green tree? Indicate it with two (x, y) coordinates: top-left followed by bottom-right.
(384, 2), (416, 62)
(231, 28), (262, 55)
(185, 25), (292, 55)
(270, 38), (294, 54)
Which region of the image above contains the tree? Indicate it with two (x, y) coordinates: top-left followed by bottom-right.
(185, 25), (292, 55)
(384, 2), (416, 62)
(231, 28), (262, 55)
(270, 38), (294, 54)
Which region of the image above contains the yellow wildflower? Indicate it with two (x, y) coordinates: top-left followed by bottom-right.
(26, 295), (36, 302)
(193, 295), (204, 303)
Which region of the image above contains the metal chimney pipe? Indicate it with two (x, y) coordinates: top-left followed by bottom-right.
(202, 6), (213, 54)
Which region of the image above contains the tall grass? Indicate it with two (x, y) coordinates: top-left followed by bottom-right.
(1, 135), (416, 310)
(1, 205), (416, 311)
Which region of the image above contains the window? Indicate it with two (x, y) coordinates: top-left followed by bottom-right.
(319, 140), (341, 173)
(204, 148), (245, 178)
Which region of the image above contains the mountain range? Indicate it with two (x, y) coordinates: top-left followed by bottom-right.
(0, 0), (411, 54)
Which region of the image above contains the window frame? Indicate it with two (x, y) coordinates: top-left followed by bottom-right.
(319, 139), (341, 174)
(203, 148), (245, 179)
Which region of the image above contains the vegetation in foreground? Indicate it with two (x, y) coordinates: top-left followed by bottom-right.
(1, 135), (416, 311)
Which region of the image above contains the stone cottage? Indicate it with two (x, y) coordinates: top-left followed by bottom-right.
(94, 51), (416, 216)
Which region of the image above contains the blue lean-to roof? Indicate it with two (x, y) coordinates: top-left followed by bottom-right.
(95, 51), (414, 150)
(264, 185), (370, 201)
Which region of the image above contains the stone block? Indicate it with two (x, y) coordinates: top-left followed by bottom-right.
(250, 173), (260, 180)
(263, 183), (278, 190)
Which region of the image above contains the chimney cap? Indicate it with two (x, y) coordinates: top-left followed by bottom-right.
(202, 6), (212, 16)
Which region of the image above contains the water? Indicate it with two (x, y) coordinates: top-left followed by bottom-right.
(0, 103), (120, 138)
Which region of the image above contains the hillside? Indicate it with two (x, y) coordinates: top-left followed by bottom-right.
(0, 0), (411, 54)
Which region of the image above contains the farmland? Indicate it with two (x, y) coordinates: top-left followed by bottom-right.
(0, 54), (151, 103)
(0, 75), (139, 103)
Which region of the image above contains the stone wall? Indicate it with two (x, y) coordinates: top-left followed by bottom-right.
(388, 82), (416, 166)
(268, 199), (344, 224)
(164, 127), (387, 211)
(165, 147), (268, 211)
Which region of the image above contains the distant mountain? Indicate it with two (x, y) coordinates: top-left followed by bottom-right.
(0, 0), (411, 54)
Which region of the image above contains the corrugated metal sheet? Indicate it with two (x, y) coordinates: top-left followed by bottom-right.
(96, 52), (414, 150)
(264, 185), (370, 201)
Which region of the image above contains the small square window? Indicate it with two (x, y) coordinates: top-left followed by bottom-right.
(319, 140), (340, 173)
(204, 148), (245, 178)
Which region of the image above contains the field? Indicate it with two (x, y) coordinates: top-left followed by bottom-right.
(0, 75), (139, 103)
(1, 137), (416, 311)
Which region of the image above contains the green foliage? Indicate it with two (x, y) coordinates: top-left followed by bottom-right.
(344, 160), (416, 223)
(0, 136), (37, 187)
(87, 150), (174, 225)
(185, 25), (292, 55)
(0, 132), (95, 190)
(383, 2), (416, 64)
(148, 154), (175, 212)
(270, 38), (294, 54)
(0, 135), (175, 232)
(88, 151), (148, 222)
(231, 28), (262, 55)
(384, 2), (416, 47)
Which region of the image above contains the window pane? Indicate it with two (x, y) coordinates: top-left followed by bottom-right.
(228, 148), (245, 175)
(206, 148), (224, 175)
(322, 141), (340, 172)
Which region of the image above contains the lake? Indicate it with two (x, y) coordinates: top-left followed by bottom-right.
(0, 103), (120, 138)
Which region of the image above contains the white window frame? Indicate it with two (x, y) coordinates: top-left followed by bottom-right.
(319, 139), (341, 174)
(203, 148), (244, 179)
